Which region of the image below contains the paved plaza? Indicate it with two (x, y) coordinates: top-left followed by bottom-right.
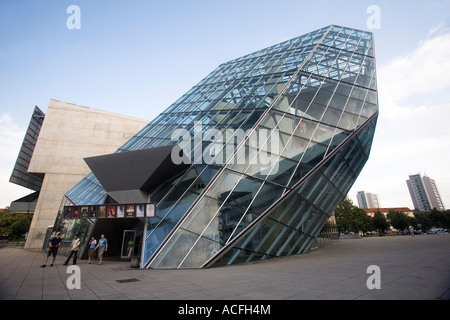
(0, 234), (449, 300)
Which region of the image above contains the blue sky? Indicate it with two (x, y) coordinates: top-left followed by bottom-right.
(1, 0), (450, 209)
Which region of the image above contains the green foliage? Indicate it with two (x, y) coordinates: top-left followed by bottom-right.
(335, 197), (372, 234)
(372, 211), (390, 235)
(334, 197), (354, 233)
(413, 209), (450, 230)
(0, 211), (33, 240)
(335, 198), (450, 236)
(386, 209), (410, 232)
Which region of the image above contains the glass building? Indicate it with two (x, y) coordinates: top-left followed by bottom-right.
(55, 25), (378, 268)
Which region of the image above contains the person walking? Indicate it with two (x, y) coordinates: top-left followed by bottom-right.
(87, 236), (97, 264)
(95, 234), (108, 265)
(41, 233), (63, 267)
(64, 235), (81, 266)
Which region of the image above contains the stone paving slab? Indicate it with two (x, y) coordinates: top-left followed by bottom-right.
(0, 234), (449, 301)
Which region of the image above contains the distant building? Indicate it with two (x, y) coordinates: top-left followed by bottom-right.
(406, 173), (445, 211)
(364, 207), (414, 217)
(356, 191), (380, 209)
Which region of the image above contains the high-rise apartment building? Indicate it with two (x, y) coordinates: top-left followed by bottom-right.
(356, 191), (380, 209)
(407, 173), (445, 211)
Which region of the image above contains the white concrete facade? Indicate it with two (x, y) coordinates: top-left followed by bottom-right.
(407, 173), (445, 212)
(356, 191), (380, 209)
(25, 99), (148, 250)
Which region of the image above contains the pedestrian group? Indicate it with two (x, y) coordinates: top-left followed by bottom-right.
(41, 233), (108, 267)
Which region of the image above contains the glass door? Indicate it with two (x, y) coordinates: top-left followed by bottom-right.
(121, 230), (136, 259)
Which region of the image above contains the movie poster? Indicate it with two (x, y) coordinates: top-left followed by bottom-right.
(98, 205), (106, 218)
(89, 205), (97, 218)
(63, 203), (153, 220)
(136, 204), (145, 218)
(146, 203), (155, 217)
(116, 205), (125, 218)
(64, 206), (72, 219)
(80, 206), (89, 218)
(126, 205), (135, 218)
(107, 205), (116, 218)
(72, 206), (80, 219)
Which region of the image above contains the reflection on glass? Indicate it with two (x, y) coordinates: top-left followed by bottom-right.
(59, 25), (378, 269)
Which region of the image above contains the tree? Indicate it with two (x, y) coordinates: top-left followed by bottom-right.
(351, 206), (373, 234)
(11, 214), (32, 239)
(413, 211), (433, 231)
(408, 216), (418, 230)
(335, 197), (354, 234)
(335, 197), (372, 234)
(387, 209), (410, 233)
(442, 211), (450, 229)
(0, 211), (33, 240)
(372, 211), (390, 235)
(414, 209), (450, 231)
(428, 208), (450, 229)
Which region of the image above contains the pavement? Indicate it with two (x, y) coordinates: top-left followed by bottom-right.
(1, 234), (449, 301)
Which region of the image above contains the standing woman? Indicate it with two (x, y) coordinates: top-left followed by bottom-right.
(88, 236), (97, 264)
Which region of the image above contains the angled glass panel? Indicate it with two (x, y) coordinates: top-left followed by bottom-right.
(59, 25), (377, 269)
(227, 181), (284, 242)
(179, 235), (221, 268)
(143, 165), (219, 264)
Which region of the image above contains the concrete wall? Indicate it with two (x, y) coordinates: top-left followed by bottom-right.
(25, 99), (148, 250)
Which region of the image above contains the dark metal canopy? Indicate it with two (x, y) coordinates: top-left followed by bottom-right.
(84, 144), (190, 203)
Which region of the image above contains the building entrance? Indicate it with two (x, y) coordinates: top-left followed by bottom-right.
(81, 218), (144, 264)
(121, 230), (136, 259)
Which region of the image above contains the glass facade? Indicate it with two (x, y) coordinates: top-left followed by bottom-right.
(56, 25), (378, 269)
